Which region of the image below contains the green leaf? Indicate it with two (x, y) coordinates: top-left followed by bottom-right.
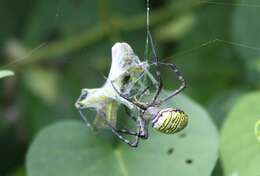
(26, 93), (218, 176)
(0, 70), (14, 79)
(220, 91), (260, 176)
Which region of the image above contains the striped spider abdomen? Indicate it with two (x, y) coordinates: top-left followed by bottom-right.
(152, 108), (188, 134)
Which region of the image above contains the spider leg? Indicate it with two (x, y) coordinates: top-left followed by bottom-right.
(110, 80), (147, 110)
(115, 128), (139, 136)
(107, 123), (140, 147)
(140, 84), (151, 95)
(77, 108), (94, 130)
(123, 105), (137, 122)
(156, 62), (186, 104)
(114, 125), (148, 139)
(120, 106), (149, 139)
(95, 108), (141, 147)
(134, 84), (152, 101)
(105, 117), (144, 147)
(129, 81), (155, 105)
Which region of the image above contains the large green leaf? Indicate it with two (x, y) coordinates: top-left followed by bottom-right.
(26, 93), (218, 176)
(220, 91), (260, 176)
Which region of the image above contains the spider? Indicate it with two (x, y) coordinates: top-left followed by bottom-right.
(106, 31), (188, 147)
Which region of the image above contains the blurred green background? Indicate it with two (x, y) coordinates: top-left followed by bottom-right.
(1, 0), (260, 175)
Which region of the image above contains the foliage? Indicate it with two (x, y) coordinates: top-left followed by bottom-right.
(0, 70), (14, 79)
(26, 93), (218, 176)
(220, 92), (260, 176)
(0, 0), (260, 175)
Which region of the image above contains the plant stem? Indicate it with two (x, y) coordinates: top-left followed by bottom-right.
(6, 0), (200, 66)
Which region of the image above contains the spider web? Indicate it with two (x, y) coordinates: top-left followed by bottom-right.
(1, 0), (260, 101)
(144, 0), (260, 62)
(1, 0), (260, 70)
(1, 0), (260, 130)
